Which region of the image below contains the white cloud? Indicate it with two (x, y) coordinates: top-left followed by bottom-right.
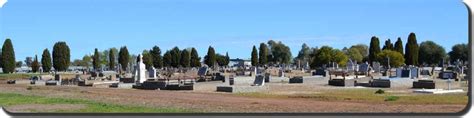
(0, 0), (6, 8)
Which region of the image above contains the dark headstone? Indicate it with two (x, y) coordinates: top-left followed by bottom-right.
(289, 76), (304, 84)
(120, 77), (135, 83)
(197, 67), (208, 76)
(253, 75), (265, 86)
(313, 69), (326, 77)
(264, 73), (271, 82)
(413, 80), (435, 89)
(328, 79), (355, 86)
(401, 70), (410, 78)
(7, 80), (15, 84)
(420, 70), (431, 76)
(370, 79), (391, 88)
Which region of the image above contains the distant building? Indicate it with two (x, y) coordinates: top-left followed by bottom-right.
(229, 58), (252, 67)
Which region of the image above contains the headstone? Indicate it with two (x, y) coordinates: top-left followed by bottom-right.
(278, 69), (285, 77)
(313, 69), (327, 77)
(289, 76), (304, 83)
(372, 62), (381, 73)
(359, 63), (369, 73)
(401, 69), (410, 78)
(54, 74), (62, 84)
(420, 69), (431, 76)
(197, 67), (208, 76)
(346, 59), (355, 71)
(396, 68), (403, 77)
(264, 73), (271, 82)
(134, 55), (147, 84)
(229, 75), (235, 85)
(148, 67), (157, 79)
(253, 75), (265, 86)
(410, 67), (419, 79)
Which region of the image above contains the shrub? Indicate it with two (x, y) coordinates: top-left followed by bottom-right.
(375, 89), (385, 94)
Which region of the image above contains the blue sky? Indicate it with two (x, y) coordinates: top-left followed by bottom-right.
(0, 0), (469, 61)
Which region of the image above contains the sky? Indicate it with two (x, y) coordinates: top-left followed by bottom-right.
(0, 0), (469, 61)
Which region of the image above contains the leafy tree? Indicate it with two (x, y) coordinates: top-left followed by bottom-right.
(404, 32), (419, 65)
(332, 49), (349, 66)
(346, 47), (363, 63)
(251, 45), (258, 66)
(369, 36), (381, 64)
(394, 37), (404, 55)
(180, 49), (191, 67)
(150, 46), (163, 68)
(268, 41), (292, 64)
(142, 50), (153, 69)
(382, 39), (393, 50)
(449, 43), (468, 63)
(204, 46), (216, 67)
(163, 51), (172, 67)
(82, 55), (92, 70)
(170, 47), (181, 67)
(190, 48), (201, 67)
(310, 46), (333, 68)
(92, 48), (100, 70)
(376, 50), (405, 68)
(216, 54), (227, 67)
(419, 41), (446, 66)
(1, 39), (16, 73)
(15, 61), (22, 67)
(118, 46), (130, 71)
(295, 43), (311, 66)
(31, 55), (40, 73)
(41, 49), (52, 72)
(52, 42), (70, 71)
(109, 49), (116, 70)
(350, 44), (369, 57)
(258, 43), (269, 66)
(24, 57), (33, 67)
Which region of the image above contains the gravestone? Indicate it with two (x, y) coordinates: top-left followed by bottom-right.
(358, 63), (369, 74)
(229, 75), (235, 85)
(372, 62), (381, 73)
(347, 59), (355, 71)
(279, 69), (285, 77)
(410, 67), (419, 79)
(253, 75), (265, 86)
(396, 68), (403, 77)
(413, 80), (435, 89)
(313, 69), (327, 77)
(54, 74), (62, 84)
(401, 69), (410, 78)
(148, 67), (157, 79)
(134, 55), (147, 84)
(264, 73), (271, 82)
(197, 67), (208, 76)
(370, 79), (391, 88)
(289, 76), (304, 84)
(420, 69), (431, 76)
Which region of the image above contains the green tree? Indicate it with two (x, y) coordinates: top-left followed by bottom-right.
(170, 47), (181, 67)
(382, 39), (393, 50)
(31, 55), (40, 73)
(118, 46), (130, 71)
(204, 46), (216, 67)
(82, 55), (92, 70)
(268, 41), (292, 64)
(92, 48), (100, 70)
(150, 46), (163, 68)
(190, 48), (201, 67)
(24, 57), (33, 67)
(419, 41), (446, 66)
(376, 50), (405, 68)
(404, 32), (419, 65)
(52, 42), (70, 71)
(163, 51), (172, 67)
(1, 39), (15, 73)
(369, 36), (381, 64)
(251, 45), (258, 66)
(332, 49), (349, 66)
(216, 54), (227, 67)
(449, 43), (468, 63)
(350, 44), (368, 57)
(180, 49), (191, 67)
(142, 50), (153, 69)
(224, 52), (230, 66)
(394, 37), (404, 55)
(109, 49), (116, 70)
(346, 47), (363, 63)
(295, 43), (311, 66)
(258, 43), (269, 66)
(310, 46), (333, 69)
(41, 48), (52, 72)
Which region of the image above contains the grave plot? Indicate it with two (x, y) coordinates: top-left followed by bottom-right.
(216, 75), (268, 93)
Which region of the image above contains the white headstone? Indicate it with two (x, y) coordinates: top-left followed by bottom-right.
(135, 55), (147, 83)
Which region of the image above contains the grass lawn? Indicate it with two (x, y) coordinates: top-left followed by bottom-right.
(236, 89), (469, 105)
(0, 73), (45, 80)
(0, 93), (197, 113)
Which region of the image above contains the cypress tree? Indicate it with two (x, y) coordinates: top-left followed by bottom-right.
(1, 39), (15, 73)
(190, 48), (201, 67)
(52, 42), (70, 71)
(225, 52), (230, 66)
(150, 46), (163, 68)
(180, 49), (191, 67)
(382, 39), (393, 50)
(368, 36), (381, 63)
(405, 33), (419, 65)
(41, 49), (52, 72)
(31, 55), (40, 73)
(251, 45), (258, 66)
(163, 51), (172, 67)
(394, 37), (404, 55)
(118, 46), (130, 71)
(93, 48), (100, 70)
(170, 47), (181, 67)
(109, 49), (115, 70)
(204, 46), (216, 67)
(258, 43), (268, 66)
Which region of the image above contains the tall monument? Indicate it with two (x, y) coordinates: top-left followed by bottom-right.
(134, 55), (147, 84)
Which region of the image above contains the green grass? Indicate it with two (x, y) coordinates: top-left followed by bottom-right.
(0, 93), (197, 113)
(236, 89), (468, 105)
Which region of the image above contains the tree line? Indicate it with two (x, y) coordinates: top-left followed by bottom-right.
(0, 32), (469, 73)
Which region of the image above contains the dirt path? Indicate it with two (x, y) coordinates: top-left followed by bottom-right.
(0, 84), (467, 113)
